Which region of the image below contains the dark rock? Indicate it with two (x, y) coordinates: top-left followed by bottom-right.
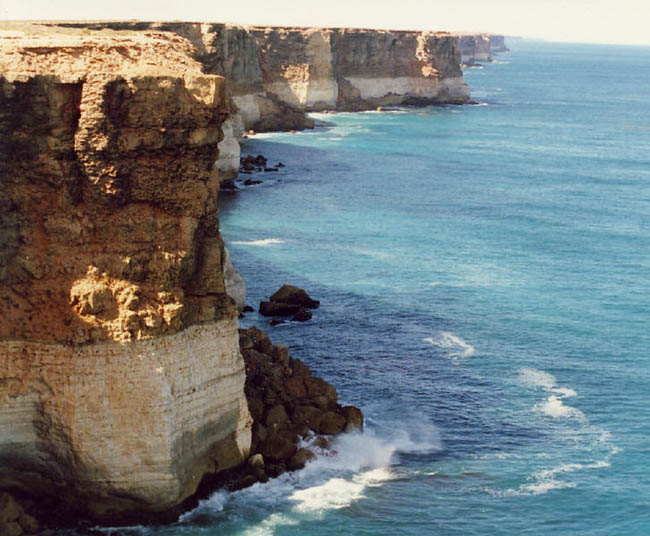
(265, 405), (289, 428)
(239, 332), (254, 350)
(252, 422), (268, 444)
(220, 179), (238, 190)
(288, 448), (315, 471)
(277, 163), (285, 167)
(291, 405), (324, 431)
(17, 513), (38, 533)
(247, 327), (272, 351)
(342, 406), (364, 432)
(247, 398), (264, 422)
(263, 168), (278, 172)
(318, 412), (347, 435)
(231, 475), (258, 491)
(285, 377), (307, 399)
(269, 285), (320, 309)
(468, 99), (479, 105)
(0, 492), (22, 524)
(313, 436), (331, 450)
(265, 463), (286, 478)
(243, 305), (254, 313)
(259, 301), (301, 317)
(259, 434), (297, 462)
(290, 358), (311, 377)
(0, 522), (22, 536)
(311, 395), (330, 411)
(253, 468), (269, 483)
(270, 319), (285, 326)
(291, 308), (312, 322)
(244, 178), (263, 186)
(304, 376), (335, 400)
(270, 344), (290, 367)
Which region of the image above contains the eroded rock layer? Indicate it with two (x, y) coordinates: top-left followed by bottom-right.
(53, 22), (471, 132)
(0, 24), (251, 521)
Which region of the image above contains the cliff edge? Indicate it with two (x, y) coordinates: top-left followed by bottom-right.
(54, 22), (471, 132)
(0, 23), (251, 522)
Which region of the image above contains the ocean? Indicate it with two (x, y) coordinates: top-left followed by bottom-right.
(94, 40), (650, 535)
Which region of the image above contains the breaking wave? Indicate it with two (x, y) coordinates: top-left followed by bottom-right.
(424, 331), (476, 358)
(231, 238), (285, 247)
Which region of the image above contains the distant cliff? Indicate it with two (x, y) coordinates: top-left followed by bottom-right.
(457, 33), (509, 66)
(0, 23), (251, 523)
(55, 22), (470, 134)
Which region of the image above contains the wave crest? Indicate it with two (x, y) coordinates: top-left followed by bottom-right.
(424, 331), (475, 358)
(231, 238), (285, 247)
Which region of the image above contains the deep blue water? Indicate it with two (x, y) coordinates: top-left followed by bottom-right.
(100, 41), (650, 535)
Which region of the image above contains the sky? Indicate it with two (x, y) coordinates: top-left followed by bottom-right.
(2, 0), (650, 46)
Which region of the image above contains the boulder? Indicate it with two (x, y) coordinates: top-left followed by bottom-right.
(288, 449), (315, 471)
(285, 377), (307, 399)
(270, 345), (291, 366)
(247, 454), (265, 470)
(18, 513), (39, 533)
(259, 434), (297, 462)
(0, 493), (22, 524)
(318, 412), (347, 435)
(269, 285), (320, 309)
(342, 406), (364, 432)
(265, 405), (289, 428)
(259, 301), (302, 317)
(291, 308), (312, 322)
(291, 405), (324, 431)
(0, 522), (23, 536)
(290, 358), (311, 377)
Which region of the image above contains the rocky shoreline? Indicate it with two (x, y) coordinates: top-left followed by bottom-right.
(0, 21), (506, 533)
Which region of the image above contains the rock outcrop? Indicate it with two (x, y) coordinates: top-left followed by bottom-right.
(456, 33), (509, 66)
(0, 24), (251, 523)
(489, 35), (509, 54)
(53, 22), (471, 132)
(205, 326), (363, 490)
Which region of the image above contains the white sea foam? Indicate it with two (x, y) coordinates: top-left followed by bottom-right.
(178, 490), (227, 522)
(290, 467), (393, 513)
(177, 422), (441, 532)
(518, 367), (557, 389)
(488, 459), (610, 497)
(231, 238), (285, 247)
(518, 367), (578, 400)
(537, 395), (585, 419)
(424, 331), (476, 358)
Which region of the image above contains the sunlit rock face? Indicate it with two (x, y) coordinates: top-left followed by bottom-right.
(0, 24), (251, 522)
(60, 22), (469, 132)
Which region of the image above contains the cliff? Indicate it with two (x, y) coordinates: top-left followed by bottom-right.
(456, 33), (509, 66)
(0, 19), (462, 527)
(0, 23), (251, 522)
(54, 22), (470, 132)
(489, 35), (509, 54)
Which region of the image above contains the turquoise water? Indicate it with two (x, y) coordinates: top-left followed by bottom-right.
(98, 41), (650, 535)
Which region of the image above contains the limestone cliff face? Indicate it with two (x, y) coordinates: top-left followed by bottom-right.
(245, 27), (469, 125)
(55, 22), (469, 132)
(457, 34), (508, 66)
(489, 35), (509, 54)
(458, 34), (492, 65)
(0, 25), (251, 521)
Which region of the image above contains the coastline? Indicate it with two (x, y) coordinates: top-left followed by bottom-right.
(0, 21), (508, 533)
